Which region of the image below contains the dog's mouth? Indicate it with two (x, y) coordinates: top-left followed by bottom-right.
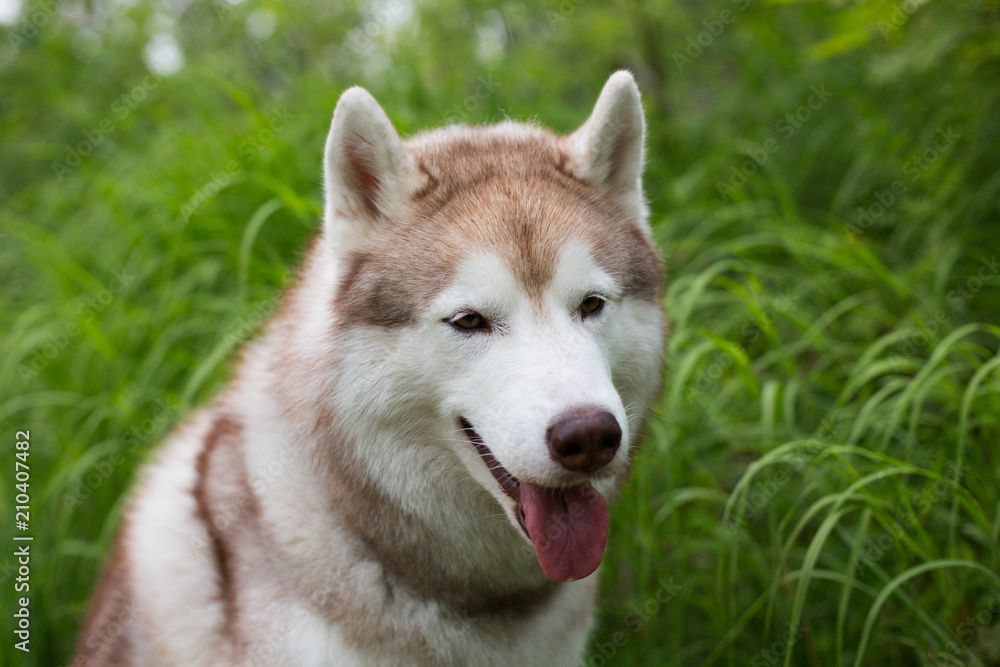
(460, 418), (610, 582)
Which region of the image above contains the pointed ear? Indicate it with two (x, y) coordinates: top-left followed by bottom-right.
(323, 86), (414, 247)
(569, 71), (646, 198)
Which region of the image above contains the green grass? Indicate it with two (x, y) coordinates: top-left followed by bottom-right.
(597, 192), (1000, 665)
(2, 0), (1000, 665)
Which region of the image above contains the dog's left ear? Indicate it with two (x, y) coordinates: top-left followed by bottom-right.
(323, 86), (414, 250)
(568, 71), (646, 208)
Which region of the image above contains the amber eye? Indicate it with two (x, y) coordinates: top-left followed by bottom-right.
(451, 312), (487, 331)
(580, 295), (605, 317)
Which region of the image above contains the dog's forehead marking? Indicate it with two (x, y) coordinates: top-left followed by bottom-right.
(442, 241), (613, 315)
(422, 170), (634, 299)
(548, 240), (617, 297)
(441, 251), (517, 305)
(334, 128), (661, 329)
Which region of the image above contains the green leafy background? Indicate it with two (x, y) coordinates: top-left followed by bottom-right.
(2, 0), (999, 664)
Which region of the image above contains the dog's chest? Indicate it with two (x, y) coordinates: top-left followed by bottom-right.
(246, 580), (597, 667)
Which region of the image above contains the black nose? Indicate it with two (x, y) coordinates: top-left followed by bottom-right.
(546, 408), (622, 473)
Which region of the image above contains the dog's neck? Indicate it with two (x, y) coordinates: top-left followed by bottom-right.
(319, 419), (557, 617)
(240, 251), (558, 622)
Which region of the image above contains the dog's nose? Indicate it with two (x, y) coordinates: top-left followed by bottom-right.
(546, 408), (622, 473)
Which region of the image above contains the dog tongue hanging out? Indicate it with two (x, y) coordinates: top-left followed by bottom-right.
(75, 71), (665, 667)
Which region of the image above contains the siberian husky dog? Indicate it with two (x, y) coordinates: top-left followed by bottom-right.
(74, 71), (665, 667)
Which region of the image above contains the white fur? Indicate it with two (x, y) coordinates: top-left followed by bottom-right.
(323, 86), (416, 252)
(569, 71), (648, 224)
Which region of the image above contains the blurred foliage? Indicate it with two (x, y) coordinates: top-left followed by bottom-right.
(1, 0), (1000, 664)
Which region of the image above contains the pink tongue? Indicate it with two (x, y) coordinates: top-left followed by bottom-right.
(520, 482), (609, 582)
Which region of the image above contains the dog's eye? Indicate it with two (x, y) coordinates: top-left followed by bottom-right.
(580, 295), (605, 318)
(450, 312), (488, 331)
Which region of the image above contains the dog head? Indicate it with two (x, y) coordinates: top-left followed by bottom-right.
(322, 72), (665, 582)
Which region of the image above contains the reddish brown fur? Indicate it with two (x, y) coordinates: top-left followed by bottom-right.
(73, 528), (135, 665)
(191, 414), (245, 642)
(336, 128), (662, 329)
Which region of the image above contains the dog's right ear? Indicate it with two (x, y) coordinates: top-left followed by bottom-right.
(323, 87), (414, 249)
